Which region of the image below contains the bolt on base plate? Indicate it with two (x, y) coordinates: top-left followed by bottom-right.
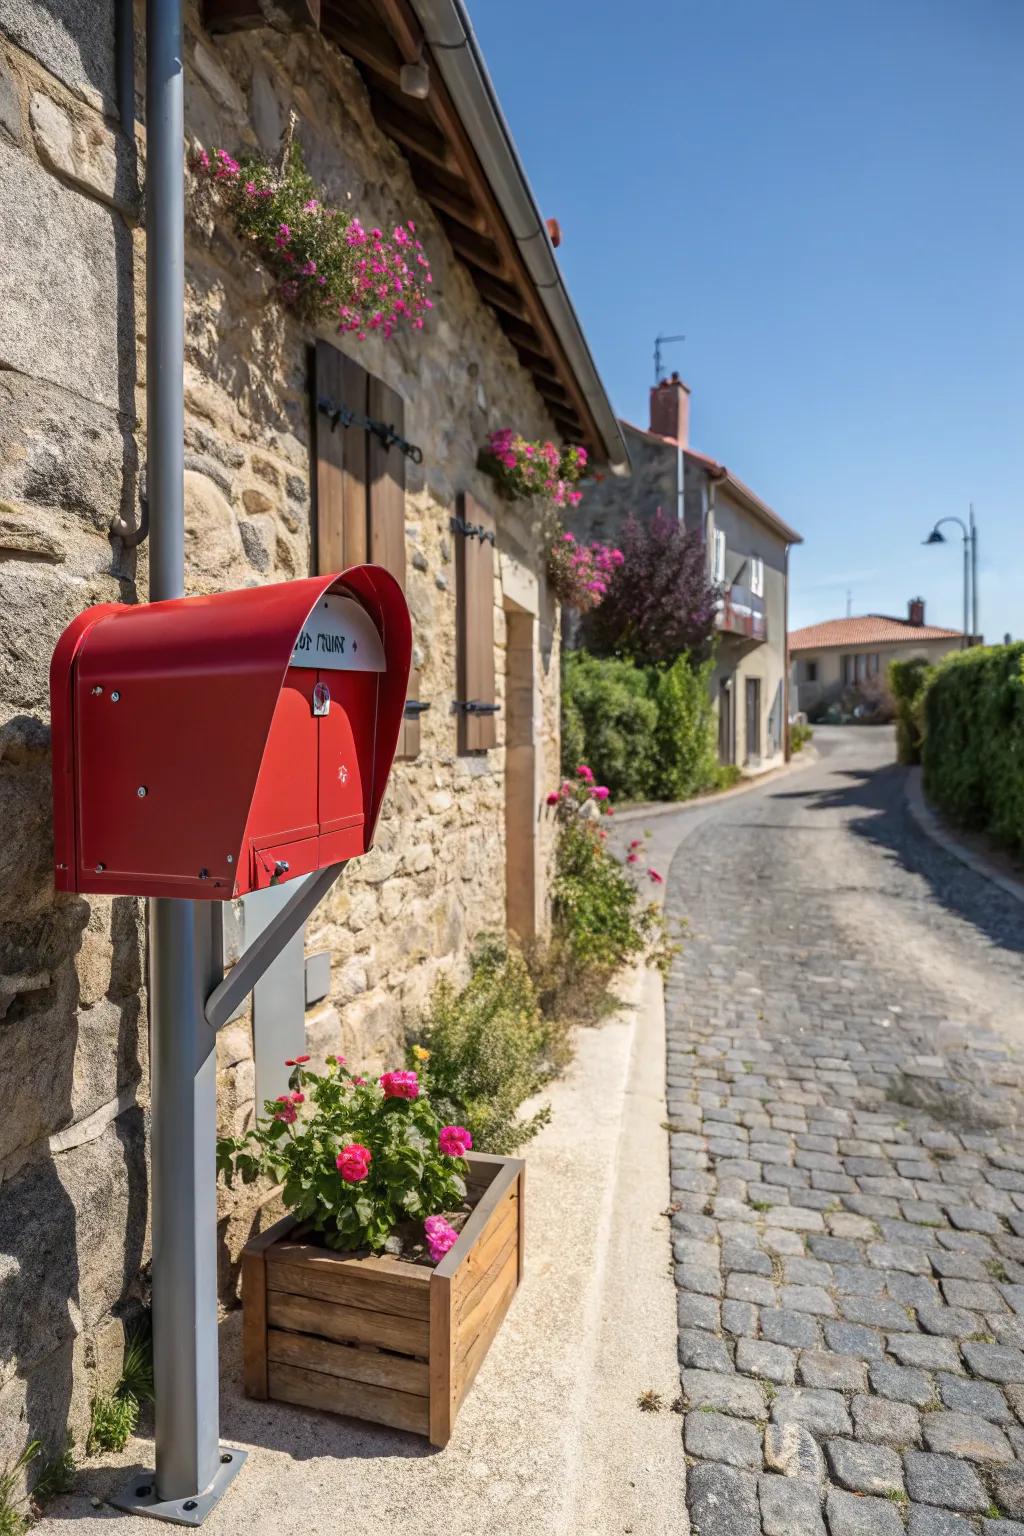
(108, 1447), (247, 1526)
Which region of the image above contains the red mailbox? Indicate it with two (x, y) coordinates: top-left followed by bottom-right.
(50, 566), (411, 901)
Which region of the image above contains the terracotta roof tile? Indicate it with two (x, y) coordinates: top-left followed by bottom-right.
(789, 616), (964, 652)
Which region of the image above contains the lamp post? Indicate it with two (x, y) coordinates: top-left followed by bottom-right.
(923, 507), (978, 647)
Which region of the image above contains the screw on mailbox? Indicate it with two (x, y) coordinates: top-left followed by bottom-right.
(137, 786), (148, 798)
(91, 685), (104, 696)
(95, 863), (106, 872)
(272, 860), (290, 882)
(110, 691), (120, 702)
(198, 868), (209, 880)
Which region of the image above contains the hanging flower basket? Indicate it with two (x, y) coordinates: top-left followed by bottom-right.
(220, 1057), (525, 1446)
(192, 136), (433, 339)
(481, 429), (588, 509)
(546, 530), (623, 611)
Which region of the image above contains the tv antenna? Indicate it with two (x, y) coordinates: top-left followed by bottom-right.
(654, 332), (686, 382)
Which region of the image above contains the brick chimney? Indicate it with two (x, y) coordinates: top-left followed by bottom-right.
(908, 597), (925, 626)
(649, 372), (690, 446)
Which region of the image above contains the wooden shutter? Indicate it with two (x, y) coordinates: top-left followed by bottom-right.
(455, 493), (497, 752)
(314, 339), (368, 572)
(313, 342), (421, 758)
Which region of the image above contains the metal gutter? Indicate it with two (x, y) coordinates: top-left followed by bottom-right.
(407, 0), (630, 474)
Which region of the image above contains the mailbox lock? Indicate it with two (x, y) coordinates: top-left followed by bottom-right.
(312, 681), (330, 718)
(137, 786), (147, 798)
(110, 691), (121, 702)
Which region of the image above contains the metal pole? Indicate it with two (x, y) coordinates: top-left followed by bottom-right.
(962, 533), (969, 651)
(970, 504), (979, 645)
(145, 0), (221, 1507)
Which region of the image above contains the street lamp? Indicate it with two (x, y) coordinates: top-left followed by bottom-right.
(923, 506), (978, 648)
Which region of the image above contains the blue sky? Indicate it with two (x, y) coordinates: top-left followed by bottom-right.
(470, 0), (1023, 640)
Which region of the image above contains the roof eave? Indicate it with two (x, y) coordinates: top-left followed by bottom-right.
(404, 0), (630, 473)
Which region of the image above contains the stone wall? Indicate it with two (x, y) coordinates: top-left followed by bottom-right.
(0, 0), (561, 1476)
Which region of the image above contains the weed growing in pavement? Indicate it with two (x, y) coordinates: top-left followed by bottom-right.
(637, 1389), (664, 1412)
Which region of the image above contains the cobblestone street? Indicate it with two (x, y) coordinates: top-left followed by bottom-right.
(661, 729), (1024, 1534)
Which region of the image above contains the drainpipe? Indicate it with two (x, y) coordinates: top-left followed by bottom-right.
(116, 0), (135, 131)
(783, 543), (791, 761)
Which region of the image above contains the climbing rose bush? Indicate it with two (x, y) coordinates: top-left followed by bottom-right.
(193, 143), (432, 337)
(546, 530), (623, 611)
(483, 430), (588, 508)
(217, 1057), (470, 1256)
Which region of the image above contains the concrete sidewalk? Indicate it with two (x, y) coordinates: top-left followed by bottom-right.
(37, 971), (686, 1536)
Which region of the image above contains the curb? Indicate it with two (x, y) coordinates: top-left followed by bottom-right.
(905, 766), (1024, 908)
(612, 744), (819, 826)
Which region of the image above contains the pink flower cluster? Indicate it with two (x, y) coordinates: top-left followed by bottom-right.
(336, 1143), (373, 1183)
(272, 1091), (304, 1125)
(380, 1070), (419, 1100)
(424, 1215), (459, 1263)
(337, 220), (433, 341)
(485, 430), (588, 509)
(438, 1125), (473, 1158)
(546, 530), (623, 612)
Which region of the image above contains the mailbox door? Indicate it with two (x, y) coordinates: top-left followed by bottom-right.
(245, 668), (320, 890)
(317, 669), (378, 864)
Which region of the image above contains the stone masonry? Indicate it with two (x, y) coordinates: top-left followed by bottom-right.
(0, 0), (563, 1478)
(662, 730), (1024, 1534)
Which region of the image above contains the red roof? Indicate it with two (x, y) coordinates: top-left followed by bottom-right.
(789, 615), (964, 652)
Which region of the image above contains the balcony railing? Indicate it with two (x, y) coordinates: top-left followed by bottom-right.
(716, 584), (767, 642)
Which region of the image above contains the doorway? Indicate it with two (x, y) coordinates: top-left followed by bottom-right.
(745, 677), (761, 763)
(718, 679), (735, 765)
(504, 604), (539, 941)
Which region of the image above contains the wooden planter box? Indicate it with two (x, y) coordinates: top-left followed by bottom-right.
(241, 1152), (525, 1447)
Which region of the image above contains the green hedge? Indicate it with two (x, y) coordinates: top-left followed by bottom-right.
(562, 650), (721, 803)
(922, 643), (1024, 852)
(889, 656), (933, 765)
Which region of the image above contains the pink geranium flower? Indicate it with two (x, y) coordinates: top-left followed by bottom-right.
(336, 1143), (373, 1183)
(648, 869), (664, 884)
(438, 1125), (473, 1158)
(272, 1095), (297, 1125)
(380, 1070), (419, 1100)
(424, 1215), (459, 1263)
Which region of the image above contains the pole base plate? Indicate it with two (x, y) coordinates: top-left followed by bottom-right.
(108, 1446), (247, 1526)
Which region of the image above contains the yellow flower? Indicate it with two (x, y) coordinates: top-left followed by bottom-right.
(411, 1045), (430, 1062)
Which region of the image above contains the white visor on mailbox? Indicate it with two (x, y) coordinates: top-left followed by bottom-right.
(291, 593), (386, 672)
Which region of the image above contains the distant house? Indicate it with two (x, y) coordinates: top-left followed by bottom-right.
(569, 374), (803, 772)
(790, 599), (971, 716)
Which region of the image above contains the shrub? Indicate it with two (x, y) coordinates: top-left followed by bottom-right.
(561, 651), (659, 800)
(562, 651), (723, 804)
(922, 642), (1024, 852)
(790, 721), (814, 754)
(650, 656), (720, 800)
(407, 941), (569, 1155)
(889, 656), (933, 763)
(218, 1058), (470, 1254)
(579, 509), (719, 667)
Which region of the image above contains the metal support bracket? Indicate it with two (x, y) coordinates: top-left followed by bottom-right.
(110, 1449), (248, 1526)
(204, 862), (347, 1032)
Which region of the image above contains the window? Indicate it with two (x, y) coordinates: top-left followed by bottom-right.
(749, 556), (765, 598)
(869, 653), (880, 676)
(855, 653), (868, 682)
(805, 660), (818, 683)
(712, 529), (727, 584)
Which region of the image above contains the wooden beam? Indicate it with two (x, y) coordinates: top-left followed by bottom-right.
(413, 173), (489, 236)
(439, 216), (509, 281)
(371, 0), (604, 454)
(533, 377), (573, 409)
(367, 90), (461, 174)
(321, 19), (403, 84)
(204, 0), (320, 30)
(472, 274), (530, 323)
